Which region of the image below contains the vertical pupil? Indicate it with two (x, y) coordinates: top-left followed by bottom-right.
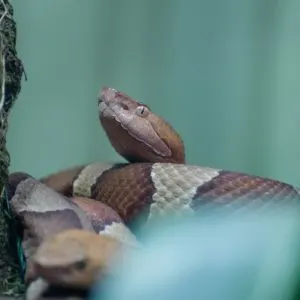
(140, 107), (144, 114)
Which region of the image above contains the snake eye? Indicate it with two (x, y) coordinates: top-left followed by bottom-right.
(135, 105), (149, 117)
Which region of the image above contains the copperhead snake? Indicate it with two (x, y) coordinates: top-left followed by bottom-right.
(7, 87), (300, 298)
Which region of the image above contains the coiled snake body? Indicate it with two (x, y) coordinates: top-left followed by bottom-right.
(41, 87), (300, 224)
(7, 87), (300, 297)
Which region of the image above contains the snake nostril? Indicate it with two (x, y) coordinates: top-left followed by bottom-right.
(120, 103), (129, 110)
(97, 96), (103, 106)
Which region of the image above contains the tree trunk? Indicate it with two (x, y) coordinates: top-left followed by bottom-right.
(0, 0), (26, 297)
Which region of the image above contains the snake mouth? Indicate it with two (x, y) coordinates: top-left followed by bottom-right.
(97, 87), (118, 118)
(98, 98), (115, 120)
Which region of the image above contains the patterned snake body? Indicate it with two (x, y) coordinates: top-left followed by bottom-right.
(40, 87), (300, 230)
(7, 87), (300, 298)
(41, 161), (300, 232)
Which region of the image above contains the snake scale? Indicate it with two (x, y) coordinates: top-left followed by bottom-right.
(7, 87), (300, 299)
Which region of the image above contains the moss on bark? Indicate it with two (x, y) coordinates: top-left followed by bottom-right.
(0, 0), (26, 297)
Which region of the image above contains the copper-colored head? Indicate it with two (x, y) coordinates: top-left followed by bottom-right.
(32, 229), (122, 289)
(98, 87), (185, 164)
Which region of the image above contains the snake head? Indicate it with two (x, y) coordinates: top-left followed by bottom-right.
(32, 229), (122, 288)
(98, 87), (185, 163)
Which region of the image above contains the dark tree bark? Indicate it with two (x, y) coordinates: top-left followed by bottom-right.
(0, 0), (26, 297)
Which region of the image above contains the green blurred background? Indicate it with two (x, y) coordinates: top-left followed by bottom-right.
(6, 0), (300, 186)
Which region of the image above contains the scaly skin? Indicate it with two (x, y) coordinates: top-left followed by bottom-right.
(98, 87), (185, 164)
(16, 87), (300, 291)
